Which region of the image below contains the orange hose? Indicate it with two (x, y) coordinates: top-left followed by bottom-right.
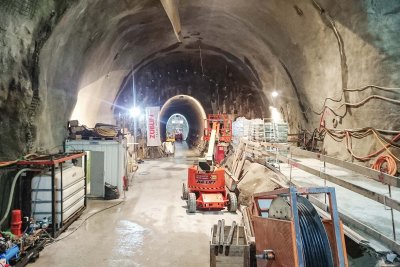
(344, 131), (400, 161)
(372, 155), (398, 176)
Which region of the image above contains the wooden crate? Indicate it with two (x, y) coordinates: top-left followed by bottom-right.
(210, 225), (254, 267)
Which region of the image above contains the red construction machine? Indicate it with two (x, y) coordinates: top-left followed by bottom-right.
(182, 114), (236, 213)
(203, 114), (232, 164)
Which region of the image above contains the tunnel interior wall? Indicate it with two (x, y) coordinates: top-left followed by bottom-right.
(0, 0), (398, 164)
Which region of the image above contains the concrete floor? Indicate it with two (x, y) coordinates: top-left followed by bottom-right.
(31, 142), (240, 267)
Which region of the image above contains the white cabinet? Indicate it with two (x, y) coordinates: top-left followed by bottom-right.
(65, 140), (126, 196)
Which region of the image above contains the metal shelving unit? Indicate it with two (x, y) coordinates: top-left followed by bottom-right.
(16, 152), (87, 237)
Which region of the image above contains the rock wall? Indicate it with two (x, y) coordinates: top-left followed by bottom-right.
(0, 0), (398, 163)
(115, 51), (266, 119)
(0, 0), (77, 158)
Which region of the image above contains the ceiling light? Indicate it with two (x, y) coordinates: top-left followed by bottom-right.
(129, 106), (141, 118)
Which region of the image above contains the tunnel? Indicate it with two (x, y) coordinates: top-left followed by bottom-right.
(0, 0), (399, 160)
(165, 113), (190, 141)
(159, 95), (206, 145)
(0, 1), (400, 266)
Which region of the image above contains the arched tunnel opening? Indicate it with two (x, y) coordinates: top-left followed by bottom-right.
(0, 1), (399, 266)
(160, 95), (206, 146)
(165, 113), (190, 141)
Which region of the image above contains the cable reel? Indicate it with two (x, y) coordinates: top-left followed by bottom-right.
(269, 196), (334, 267)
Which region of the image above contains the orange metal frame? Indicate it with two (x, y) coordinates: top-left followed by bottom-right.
(249, 188), (348, 267)
(16, 152), (86, 166)
(187, 166), (228, 210)
(203, 114), (232, 143)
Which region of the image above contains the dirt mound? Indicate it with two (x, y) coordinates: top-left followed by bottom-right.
(237, 161), (287, 206)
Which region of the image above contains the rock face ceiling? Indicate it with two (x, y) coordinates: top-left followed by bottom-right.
(0, 0), (399, 159)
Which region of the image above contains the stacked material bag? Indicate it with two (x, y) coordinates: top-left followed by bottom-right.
(249, 119), (265, 142)
(232, 117), (251, 144)
(232, 118), (288, 144)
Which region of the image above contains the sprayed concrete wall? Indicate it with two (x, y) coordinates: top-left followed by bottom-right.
(0, 0), (399, 161)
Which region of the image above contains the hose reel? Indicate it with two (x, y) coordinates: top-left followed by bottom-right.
(269, 196), (334, 267)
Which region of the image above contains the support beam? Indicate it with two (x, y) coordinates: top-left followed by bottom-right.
(160, 0), (182, 42)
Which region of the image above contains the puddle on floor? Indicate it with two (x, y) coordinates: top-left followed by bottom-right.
(111, 220), (147, 258)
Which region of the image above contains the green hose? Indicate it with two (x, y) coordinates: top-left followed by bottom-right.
(0, 168), (36, 229)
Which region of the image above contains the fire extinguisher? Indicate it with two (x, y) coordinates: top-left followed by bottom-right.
(123, 176), (128, 191)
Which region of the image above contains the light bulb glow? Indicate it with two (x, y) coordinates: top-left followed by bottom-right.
(129, 107), (141, 117)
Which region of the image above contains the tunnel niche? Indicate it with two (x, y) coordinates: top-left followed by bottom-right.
(166, 113), (189, 141)
(160, 95), (206, 146)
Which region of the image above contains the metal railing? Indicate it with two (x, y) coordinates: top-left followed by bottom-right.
(241, 138), (400, 254)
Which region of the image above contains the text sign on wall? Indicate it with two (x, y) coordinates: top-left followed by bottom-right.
(146, 106), (161, 147)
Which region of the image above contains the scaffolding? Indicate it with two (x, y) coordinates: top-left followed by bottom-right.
(0, 0), (38, 18)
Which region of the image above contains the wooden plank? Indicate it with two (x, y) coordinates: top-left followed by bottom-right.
(340, 212), (400, 254)
(241, 206), (255, 243)
(276, 154), (400, 213)
(290, 148), (400, 187)
(257, 140), (400, 188)
(234, 155), (246, 181)
(225, 169), (238, 191)
(238, 138), (400, 254)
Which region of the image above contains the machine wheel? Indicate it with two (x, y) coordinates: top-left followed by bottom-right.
(182, 183), (189, 200)
(188, 193), (197, 213)
(227, 192), (237, 212)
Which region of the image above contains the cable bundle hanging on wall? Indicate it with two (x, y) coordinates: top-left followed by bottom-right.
(372, 155), (397, 176)
(318, 127), (400, 175)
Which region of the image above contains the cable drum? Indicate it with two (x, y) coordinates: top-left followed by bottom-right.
(297, 196), (334, 267)
(269, 196), (334, 267)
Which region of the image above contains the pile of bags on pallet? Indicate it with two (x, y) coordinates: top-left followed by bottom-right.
(232, 117), (251, 144)
(68, 120), (120, 139)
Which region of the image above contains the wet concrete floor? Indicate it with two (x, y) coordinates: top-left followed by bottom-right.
(31, 142), (239, 267)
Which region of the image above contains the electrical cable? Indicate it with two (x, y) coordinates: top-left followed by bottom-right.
(312, 127), (400, 170)
(0, 153), (40, 168)
(372, 155), (397, 176)
(344, 85), (400, 92)
(371, 132), (400, 162)
(343, 130), (400, 162)
(303, 88), (400, 119)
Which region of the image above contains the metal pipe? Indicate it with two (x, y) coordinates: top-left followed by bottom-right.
(224, 221), (237, 247)
(215, 220), (221, 245)
(51, 164), (56, 237)
(219, 219), (225, 246)
(84, 154), (87, 208)
(389, 185), (396, 241)
(219, 219), (225, 254)
(60, 162), (63, 227)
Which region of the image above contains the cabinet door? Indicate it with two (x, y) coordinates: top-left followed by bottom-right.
(89, 151), (105, 198)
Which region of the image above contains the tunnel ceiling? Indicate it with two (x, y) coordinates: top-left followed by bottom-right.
(114, 48), (266, 119)
(0, 0), (399, 158)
